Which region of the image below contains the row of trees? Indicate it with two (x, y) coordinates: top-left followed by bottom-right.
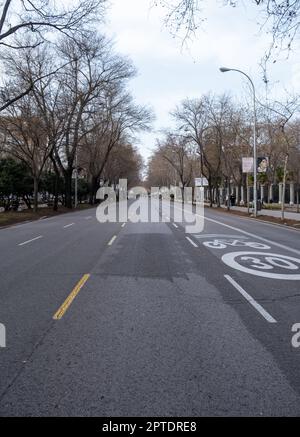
(0, 140), (143, 211)
(0, 1), (152, 212)
(151, 0), (300, 217)
(147, 93), (300, 210)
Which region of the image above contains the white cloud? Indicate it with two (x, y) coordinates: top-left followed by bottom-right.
(102, 0), (300, 160)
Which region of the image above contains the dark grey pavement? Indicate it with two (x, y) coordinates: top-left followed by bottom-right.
(0, 201), (300, 416)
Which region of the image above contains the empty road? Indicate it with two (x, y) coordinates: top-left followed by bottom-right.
(0, 200), (300, 416)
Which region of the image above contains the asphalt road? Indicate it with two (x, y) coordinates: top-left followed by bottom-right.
(0, 200), (300, 416)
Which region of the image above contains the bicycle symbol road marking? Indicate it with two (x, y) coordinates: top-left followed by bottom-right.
(203, 239), (271, 250)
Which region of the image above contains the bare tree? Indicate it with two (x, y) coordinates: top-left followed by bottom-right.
(171, 97), (210, 190)
(147, 148), (176, 187)
(171, 94), (234, 206)
(0, 29), (153, 210)
(288, 126), (300, 212)
(0, 0), (105, 47)
(0, 0), (106, 111)
(257, 95), (300, 218)
(156, 0), (300, 53)
(0, 43), (78, 210)
(159, 133), (195, 195)
(0, 94), (51, 211)
(47, 35), (139, 208)
(81, 87), (153, 204)
(102, 142), (144, 188)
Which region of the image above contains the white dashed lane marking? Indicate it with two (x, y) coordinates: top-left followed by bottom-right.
(63, 223), (75, 229)
(186, 237), (198, 248)
(18, 236), (43, 246)
(108, 236), (117, 246)
(225, 274), (277, 324)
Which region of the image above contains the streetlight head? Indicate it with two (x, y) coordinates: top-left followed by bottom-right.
(219, 67), (231, 73)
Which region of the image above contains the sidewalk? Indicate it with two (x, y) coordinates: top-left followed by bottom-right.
(222, 205), (300, 221)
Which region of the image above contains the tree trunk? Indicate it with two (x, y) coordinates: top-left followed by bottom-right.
(208, 176), (213, 207)
(281, 154), (288, 221)
(209, 186), (212, 207)
(246, 176), (250, 214)
(65, 171), (73, 209)
(89, 176), (99, 205)
(89, 190), (94, 205)
(53, 173), (59, 212)
(22, 194), (32, 210)
(4, 198), (11, 211)
(33, 176), (39, 213)
(227, 179), (231, 211)
(216, 185), (220, 207)
(50, 155), (60, 211)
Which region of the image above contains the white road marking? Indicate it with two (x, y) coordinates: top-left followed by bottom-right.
(220, 211), (300, 234)
(173, 204), (300, 256)
(85, 216), (93, 220)
(121, 223), (126, 228)
(63, 223), (75, 229)
(202, 215), (300, 256)
(195, 234), (248, 239)
(173, 223), (178, 228)
(222, 251), (300, 280)
(108, 235), (117, 246)
(203, 239), (271, 250)
(224, 274), (277, 324)
(186, 237), (198, 247)
(18, 236), (43, 246)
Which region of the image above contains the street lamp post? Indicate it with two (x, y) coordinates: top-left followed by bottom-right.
(219, 67), (257, 217)
(74, 148), (78, 209)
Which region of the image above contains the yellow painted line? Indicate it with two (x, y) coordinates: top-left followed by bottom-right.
(53, 274), (90, 320)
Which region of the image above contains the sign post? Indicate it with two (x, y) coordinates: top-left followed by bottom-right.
(242, 157), (254, 174)
(242, 157), (254, 214)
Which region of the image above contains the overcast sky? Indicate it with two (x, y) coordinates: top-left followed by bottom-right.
(103, 0), (300, 162)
